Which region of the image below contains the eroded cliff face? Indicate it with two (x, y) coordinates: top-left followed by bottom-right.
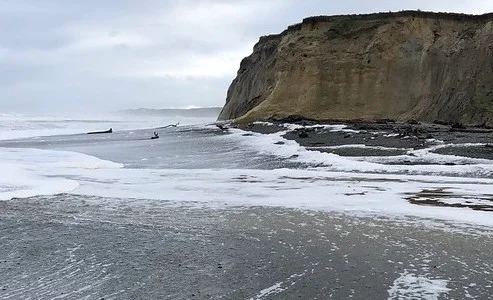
(218, 11), (493, 125)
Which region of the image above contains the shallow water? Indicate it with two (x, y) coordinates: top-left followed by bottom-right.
(1, 117), (493, 224)
(1, 113), (493, 299)
(1, 195), (492, 299)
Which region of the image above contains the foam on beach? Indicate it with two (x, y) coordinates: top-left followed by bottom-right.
(0, 147), (122, 200)
(1, 121), (493, 230)
(69, 167), (493, 228)
(387, 271), (450, 300)
(226, 126), (493, 178)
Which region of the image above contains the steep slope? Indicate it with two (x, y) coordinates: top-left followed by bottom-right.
(218, 11), (493, 125)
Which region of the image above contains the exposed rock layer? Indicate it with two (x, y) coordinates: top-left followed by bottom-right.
(218, 11), (493, 125)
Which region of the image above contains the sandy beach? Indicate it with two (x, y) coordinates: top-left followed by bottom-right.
(1, 194), (492, 299)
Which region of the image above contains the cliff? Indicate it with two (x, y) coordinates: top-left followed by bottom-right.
(217, 11), (493, 126)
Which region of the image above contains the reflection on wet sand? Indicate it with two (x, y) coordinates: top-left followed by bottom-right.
(406, 188), (493, 212)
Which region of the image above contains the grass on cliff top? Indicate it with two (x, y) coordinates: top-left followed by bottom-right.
(330, 19), (358, 33)
(328, 18), (382, 37)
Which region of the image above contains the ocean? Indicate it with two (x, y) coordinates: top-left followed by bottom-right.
(1, 109), (492, 299)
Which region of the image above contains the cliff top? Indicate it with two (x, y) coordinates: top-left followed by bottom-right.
(258, 10), (493, 43)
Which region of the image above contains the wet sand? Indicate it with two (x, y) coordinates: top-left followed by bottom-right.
(1, 122), (492, 299)
(1, 195), (492, 299)
(240, 121), (493, 161)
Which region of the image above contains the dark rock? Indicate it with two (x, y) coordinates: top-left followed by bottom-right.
(278, 115), (317, 124)
(451, 122), (466, 129)
(434, 120), (451, 126)
(298, 131), (309, 138)
(375, 118), (396, 124)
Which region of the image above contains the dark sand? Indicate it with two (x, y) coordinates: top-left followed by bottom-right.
(239, 121), (493, 161)
(1, 122), (492, 299)
(0, 195), (492, 299)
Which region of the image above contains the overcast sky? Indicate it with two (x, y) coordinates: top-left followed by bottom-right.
(1, 0), (493, 113)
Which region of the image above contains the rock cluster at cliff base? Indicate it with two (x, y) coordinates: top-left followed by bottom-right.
(238, 119), (493, 162)
(218, 11), (493, 126)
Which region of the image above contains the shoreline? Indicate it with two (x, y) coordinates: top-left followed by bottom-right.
(235, 119), (493, 161)
(232, 119), (493, 213)
(0, 120), (492, 298)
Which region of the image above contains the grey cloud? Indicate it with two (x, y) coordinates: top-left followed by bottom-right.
(0, 75), (229, 113)
(1, 0), (492, 113)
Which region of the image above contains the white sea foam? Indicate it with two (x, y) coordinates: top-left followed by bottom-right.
(1, 149), (493, 228)
(0, 147), (122, 201)
(387, 271), (450, 300)
(225, 127), (493, 178)
(63, 167), (493, 228)
(0, 162), (78, 200)
(249, 282), (285, 300)
(308, 144), (412, 151)
(1, 120), (493, 230)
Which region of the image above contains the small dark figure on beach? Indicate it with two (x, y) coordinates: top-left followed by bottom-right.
(151, 132), (159, 139)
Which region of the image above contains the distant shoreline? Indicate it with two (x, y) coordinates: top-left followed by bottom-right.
(119, 107), (222, 118)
